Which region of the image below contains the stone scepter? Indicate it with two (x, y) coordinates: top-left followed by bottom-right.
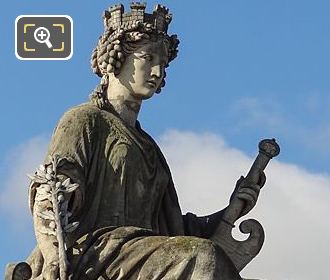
(211, 138), (280, 271)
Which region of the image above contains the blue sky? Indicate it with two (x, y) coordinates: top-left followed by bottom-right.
(1, 1), (330, 279)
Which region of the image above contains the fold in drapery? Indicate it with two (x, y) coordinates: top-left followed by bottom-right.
(25, 102), (240, 279)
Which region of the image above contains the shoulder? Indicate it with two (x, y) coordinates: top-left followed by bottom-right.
(49, 103), (103, 154)
(60, 102), (102, 123)
(49, 103), (106, 143)
(55, 102), (104, 131)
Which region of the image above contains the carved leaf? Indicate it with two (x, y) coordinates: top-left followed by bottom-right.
(64, 222), (79, 233)
(39, 164), (46, 172)
(36, 168), (46, 177)
(63, 183), (79, 193)
(55, 181), (62, 191)
(27, 173), (35, 180)
(35, 175), (49, 184)
(46, 165), (54, 174)
(37, 178), (49, 184)
(37, 210), (55, 220)
(27, 174), (48, 184)
(38, 227), (56, 236)
(62, 178), (71, 187)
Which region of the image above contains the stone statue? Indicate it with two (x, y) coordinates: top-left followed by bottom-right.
(5, 3), (280, 280)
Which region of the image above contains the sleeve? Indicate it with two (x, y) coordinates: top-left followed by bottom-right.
(29, 105), (100, 221)
(183, 209), (226, 238)
(157, 177), (226, 239)
(158, 180), (185, 236)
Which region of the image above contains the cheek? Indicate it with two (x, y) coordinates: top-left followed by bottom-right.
(133, 61), (150, 79)
(134, 58), (148, 70)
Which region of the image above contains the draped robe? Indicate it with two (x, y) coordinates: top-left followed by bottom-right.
(27, 102), (241, 280)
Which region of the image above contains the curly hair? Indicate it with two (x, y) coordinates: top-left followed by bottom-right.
(90, 19), (179, 108)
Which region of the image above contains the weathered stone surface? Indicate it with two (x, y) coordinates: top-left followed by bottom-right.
(6, 3), (278, 280)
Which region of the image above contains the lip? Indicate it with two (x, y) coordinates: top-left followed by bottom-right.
(146, 80), (157, 88)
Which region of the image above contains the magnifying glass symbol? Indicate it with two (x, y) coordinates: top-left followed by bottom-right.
(34, 27), (53, 49)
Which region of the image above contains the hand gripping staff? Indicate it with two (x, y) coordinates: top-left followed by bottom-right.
(211, 138), (280, 272)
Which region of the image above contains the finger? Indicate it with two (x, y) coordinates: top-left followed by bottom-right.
(230, 176), (245, 202)
(239, 184), (261, 196)
(234, 176), (245, 191)
(236, 192), (256, 206)
(236, 193), (255, 215)
(237, 185), (260, 201)
(236, 175), (245, 185)
(237, 185), (261, 214)
(237, 185), (260, 202)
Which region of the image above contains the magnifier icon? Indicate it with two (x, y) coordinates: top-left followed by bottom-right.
(34, 27), (53, 49)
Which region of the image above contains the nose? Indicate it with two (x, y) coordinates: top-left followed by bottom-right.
(151, 64), (162, 79)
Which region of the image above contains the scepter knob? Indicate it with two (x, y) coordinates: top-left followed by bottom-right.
(258, 138), (280, 159)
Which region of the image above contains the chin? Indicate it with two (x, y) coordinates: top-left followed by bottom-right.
(133, 91), (155, 100)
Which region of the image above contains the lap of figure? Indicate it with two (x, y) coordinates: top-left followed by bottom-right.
(71, 226), (242, 280)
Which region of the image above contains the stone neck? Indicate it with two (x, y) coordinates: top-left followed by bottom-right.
(108, 98), (141, 127)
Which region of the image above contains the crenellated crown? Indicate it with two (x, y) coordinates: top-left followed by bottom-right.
(103, 2), (173, 34)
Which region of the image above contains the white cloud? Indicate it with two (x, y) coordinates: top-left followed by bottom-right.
(0, 135), (49, 226)
(159, 130), (330, 280)
(1, 131), (329, 279)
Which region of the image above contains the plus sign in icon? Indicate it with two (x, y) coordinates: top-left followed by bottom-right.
(15, 15), (73, 60)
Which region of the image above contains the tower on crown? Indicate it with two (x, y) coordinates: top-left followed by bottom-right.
(153, 4), (172, 33)
(130, 2), (146, 22)
(103, 2), (173, 34)
(106, 4), (124, 29)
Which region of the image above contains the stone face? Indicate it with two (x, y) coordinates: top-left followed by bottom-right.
(6, 3), (277, 280)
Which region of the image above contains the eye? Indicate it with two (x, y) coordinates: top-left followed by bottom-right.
(142, 54), (153, 61)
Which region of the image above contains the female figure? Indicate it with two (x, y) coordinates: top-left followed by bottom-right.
(25, 3), (262, 280)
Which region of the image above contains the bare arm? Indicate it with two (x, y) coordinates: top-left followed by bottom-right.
(30, 159), (80, 280)
(33, 188), (60, 280)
